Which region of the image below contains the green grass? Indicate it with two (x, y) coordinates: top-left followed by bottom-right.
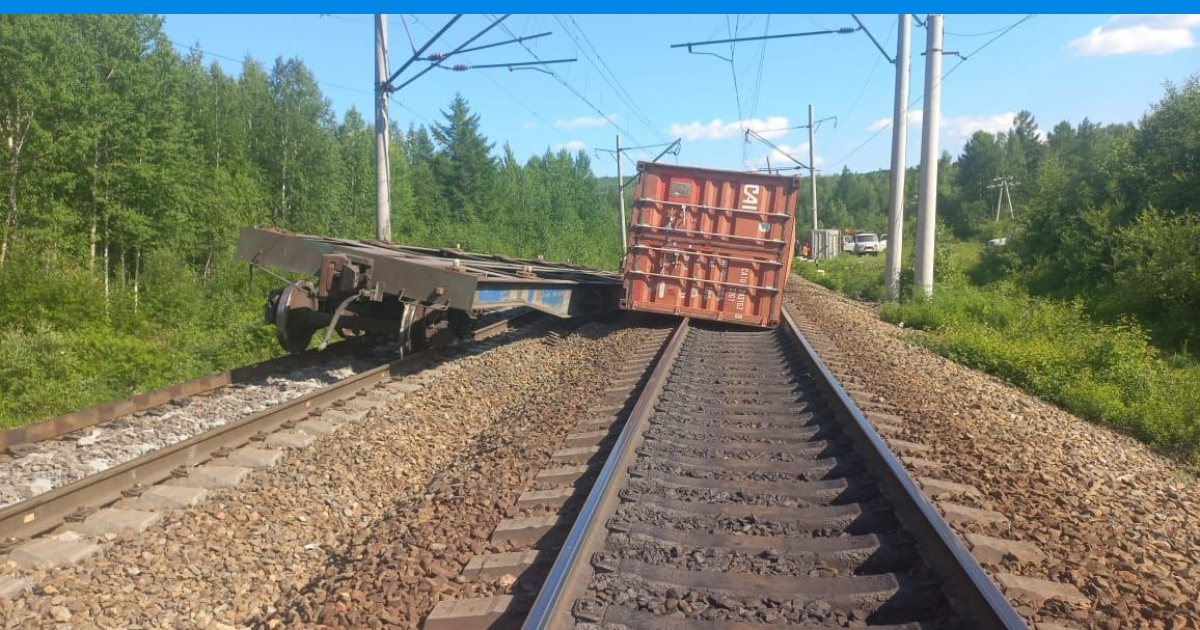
(798, 243), (1200, 469)
(793, 253), (888, 302)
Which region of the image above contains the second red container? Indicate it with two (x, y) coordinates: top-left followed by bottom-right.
(621, 162), (800, 328)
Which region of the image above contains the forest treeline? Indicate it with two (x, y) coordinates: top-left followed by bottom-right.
(0, 14), (624, 424)
(813, 80), (1200, 352)
(1, 14), (1197, 426)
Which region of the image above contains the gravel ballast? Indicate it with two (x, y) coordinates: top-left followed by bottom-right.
(0, 347), (397, 510)
(785, 277), (1199, 630)
(0, 322), (651, 630)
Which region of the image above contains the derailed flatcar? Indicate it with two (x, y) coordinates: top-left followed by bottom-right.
(620, 162), (800, 328)
(237, 227), (623, 353)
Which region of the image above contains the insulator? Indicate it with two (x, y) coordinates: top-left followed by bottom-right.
(428, 52), (447, 61)
(452, 64), (469, 72)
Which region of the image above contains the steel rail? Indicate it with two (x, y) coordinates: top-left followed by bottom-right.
(780, 306), (1027, 630)
(522, 318), (690, 630)
(0, 312), (532, 543)
(522, 308), (1028, 630)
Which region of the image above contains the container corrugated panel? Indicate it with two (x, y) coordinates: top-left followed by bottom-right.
(621, 162), (800, 327)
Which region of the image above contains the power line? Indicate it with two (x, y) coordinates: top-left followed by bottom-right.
(318, 14), (369, 24)
(745, 129), (808, 169)
(946, 24), (1021, 37)
(943, 14), (1038, 80)
(170, 40), (372, 100)
(827, 14), (1037, 170)
(805, 15), (832, 30)
(389, 15), (515, 93)
(851, 14), (894, 63)
(398, 15), (418, 55)
(490, 15), (647, 145)
(748, 15), (771, 122)
(567, 15), (666, 143)
(844, 21), (894, 120)
(555, 15), (666, 143)
(389, 94), (434, 126)
(726, 15), (747, 164)
(406, 15), (572, 142)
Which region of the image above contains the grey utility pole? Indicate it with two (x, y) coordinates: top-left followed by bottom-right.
(598, 137), (681, 254)
(914, 14), (943, 297)
(374, 14), (392, 242)
(989, 176), (1019, 220)
(808, 104), (818, 233)
(616, 135), (627, 252)
(884, 14), (911, 301)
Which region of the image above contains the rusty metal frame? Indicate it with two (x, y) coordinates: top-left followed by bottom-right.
(237, 227), (623, 318)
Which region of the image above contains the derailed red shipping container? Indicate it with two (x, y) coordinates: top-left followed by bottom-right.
(620, 162), (800, 327)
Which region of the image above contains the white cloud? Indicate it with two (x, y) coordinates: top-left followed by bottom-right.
(869, 110), (1046, 144)
(554, 115), (616, 130)
(667, 116), (791, 141)
(867, 110), (923, 132)
(944, 112), (1023, 142)
(1109, 14), (1200, 29)
(556, 140), (587, 152)
(1069, 15), (1200, 56)
(522, 121), (537, 129)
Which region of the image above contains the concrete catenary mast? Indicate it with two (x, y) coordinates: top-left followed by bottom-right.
(914, 14), (943, 296)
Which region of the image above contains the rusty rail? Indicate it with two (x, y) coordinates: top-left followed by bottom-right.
(0, 311), (534, 543)
(0, 339), (373, 451)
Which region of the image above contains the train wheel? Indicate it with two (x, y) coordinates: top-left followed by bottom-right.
(275, 281), (320, 354)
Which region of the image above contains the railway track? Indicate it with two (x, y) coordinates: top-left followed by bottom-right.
(0, 311), (536, 548)
(428, 309), (1028, 630)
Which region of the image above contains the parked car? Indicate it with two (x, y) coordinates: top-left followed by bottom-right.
(852, 232), (884, 255)
(842, 235), (856, 252)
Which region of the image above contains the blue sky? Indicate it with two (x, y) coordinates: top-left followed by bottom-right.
(161, 14), (1200, 177)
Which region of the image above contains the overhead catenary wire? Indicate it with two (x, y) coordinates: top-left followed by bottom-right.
(405, 15), (573, 143)
(851, 14), (894, 63)
(177, 17), (567, 146)
(384, 14), (463, 88)
(389, 95), (434, 126)
(748, 15), (772, 124)
(745, 129), (808, 169)
(727, 15), (747, 164)
(946, 23), (1020, 37)
(827, 14), (1038, 170)
(490, 15), (648, 146)
(845, 21), (894, 119)
(557, 15), (668, 144)
(434, 58), (576, 72)
(171, 40), (372, 102)
(423, 31), (552, 61)
(399, 15), (418, 55)
(943, 14), (1038, 80)
(389, 15), (511, 93)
